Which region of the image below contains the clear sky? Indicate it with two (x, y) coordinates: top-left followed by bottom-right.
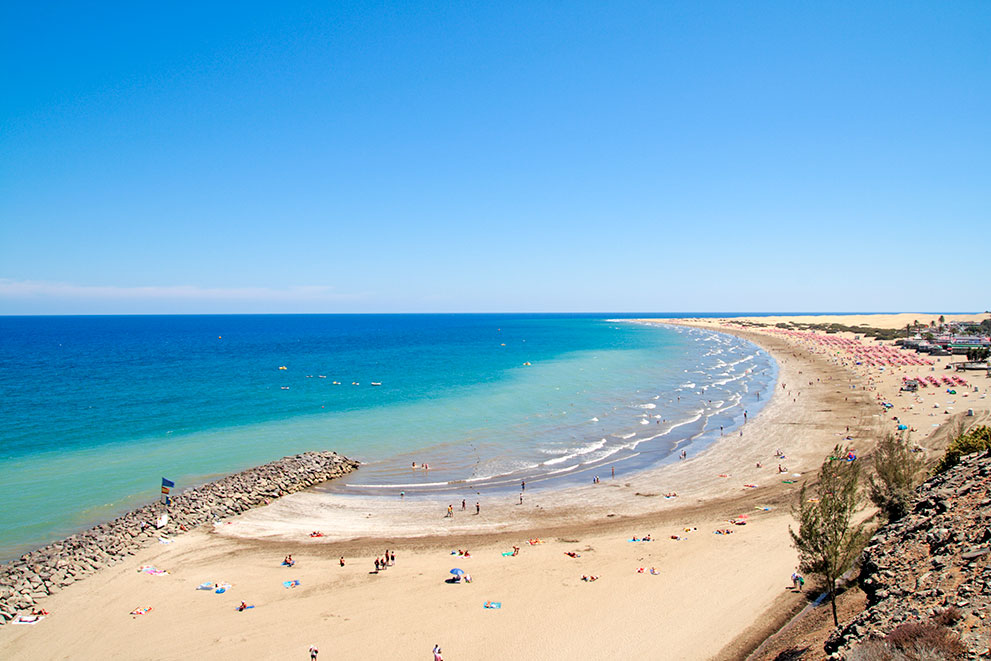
(1, 2), (988, 314)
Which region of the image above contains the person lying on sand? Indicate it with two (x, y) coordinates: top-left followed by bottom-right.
(581, 575), (599, 582)
(565, 552), (580, 558)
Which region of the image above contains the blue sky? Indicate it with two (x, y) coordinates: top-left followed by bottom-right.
(1, 1), (988, 314)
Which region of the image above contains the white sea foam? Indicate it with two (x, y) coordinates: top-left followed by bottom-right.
(637, 403), (656, 409)
(347, 481), (454, 489)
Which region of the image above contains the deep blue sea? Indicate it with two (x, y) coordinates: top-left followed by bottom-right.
(0, 314), (777, 560)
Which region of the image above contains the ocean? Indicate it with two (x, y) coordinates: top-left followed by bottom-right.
(0, 314), (776, 560)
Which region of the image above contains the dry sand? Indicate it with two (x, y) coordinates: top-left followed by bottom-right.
(2, 315), (989, 660)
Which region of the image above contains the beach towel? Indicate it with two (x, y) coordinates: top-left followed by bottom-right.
(138, 565), (169, 576)
(14, 615), (44, 625)
(283, 580), (301, 589)
(483, 601), (501, 609)
(197, 582), (214, 591)
(129, 607), (152, 616)
(501, 552), (514, 556)
(627, 539), (653, 543)
(782, 480), (796, 484)
(235, 605), (255, 611)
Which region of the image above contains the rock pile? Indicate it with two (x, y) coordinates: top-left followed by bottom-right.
(826, 450), (991, 657)
(0, 451), (358, 624)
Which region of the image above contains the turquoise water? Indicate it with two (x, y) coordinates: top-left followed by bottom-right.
(0, 314), (775, 560)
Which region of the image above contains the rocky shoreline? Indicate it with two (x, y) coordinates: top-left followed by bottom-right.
(0, 451), (358, 624)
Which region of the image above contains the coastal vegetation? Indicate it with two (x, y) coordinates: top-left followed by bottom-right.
(932, 425), (991, 474)
(867, 433), (926, 522)
(790, 445), (872, 627)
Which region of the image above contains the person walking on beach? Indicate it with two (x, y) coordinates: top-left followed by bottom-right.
(461, 499), (466, 511)
(309, 644), (319, 660)
(519, 493), (524, 505)
(433, 644), (443, 661)
(475, 501), (480, 515)
(447, 504), (453, 517)
(390, 551), (395, 565)
(521, 479), (525, 492)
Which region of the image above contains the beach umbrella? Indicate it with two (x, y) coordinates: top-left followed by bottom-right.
(450, 568), (464, 576)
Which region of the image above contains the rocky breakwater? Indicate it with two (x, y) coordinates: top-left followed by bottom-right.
(826, 450), (991, 658)
(0, 451), (358, 624)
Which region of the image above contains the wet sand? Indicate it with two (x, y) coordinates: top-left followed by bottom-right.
(2, 315), (986, 660)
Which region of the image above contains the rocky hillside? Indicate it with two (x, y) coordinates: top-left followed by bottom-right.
(827, 450), (991, 658)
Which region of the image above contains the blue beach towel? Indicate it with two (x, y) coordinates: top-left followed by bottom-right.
(283, 580), (301, 589)
(483, 601), (501, 609)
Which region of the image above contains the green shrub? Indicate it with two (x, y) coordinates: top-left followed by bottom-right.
(868, 432), (925, 521)
(933, 426), (991, 474)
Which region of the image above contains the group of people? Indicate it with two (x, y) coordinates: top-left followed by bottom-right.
(374, 550), (396, 572)
(447, 501), (481, 516)
(282, 555), (295, 567)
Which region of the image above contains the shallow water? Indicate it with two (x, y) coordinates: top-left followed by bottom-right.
(0, 314), (775, 559)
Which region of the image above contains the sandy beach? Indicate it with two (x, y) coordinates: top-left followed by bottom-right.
(2, 313), (988, 660)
